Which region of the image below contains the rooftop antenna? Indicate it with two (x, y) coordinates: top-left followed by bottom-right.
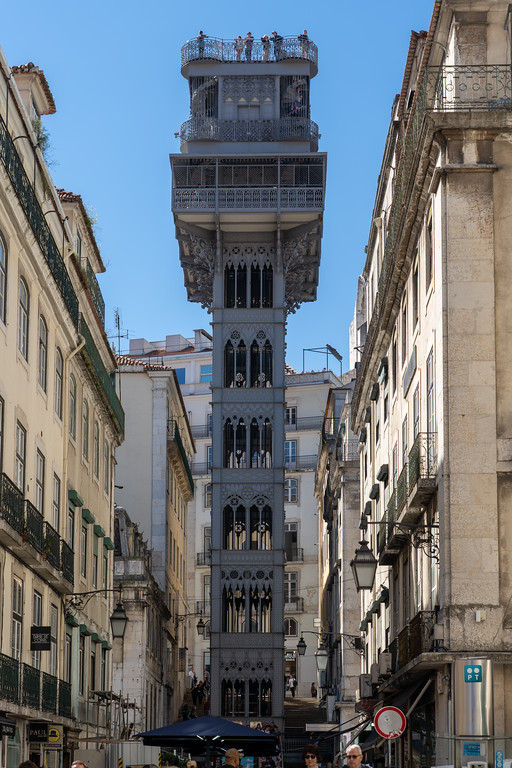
(302, 345), (343, 376)
(114, 308), (130, 402)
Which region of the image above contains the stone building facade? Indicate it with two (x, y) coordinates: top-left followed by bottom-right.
(350, 1), (512, 766)
(170, 33), (325, 726)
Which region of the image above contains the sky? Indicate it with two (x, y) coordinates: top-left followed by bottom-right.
(2, 0), (434, 373)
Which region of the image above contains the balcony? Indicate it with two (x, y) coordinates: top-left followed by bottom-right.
(284, 454), (318, 471)
(0, 115), (79, 328)
(336, 439), (360, 463)
(80, 257), (105, 325)
(43, 521), (60, 570)
(79, 315), (125, 436)
(0, 653), (19, 703)
(42, 672), (58, 714)
(21, 663), (41, 709)
(397, 464), (408, 515)
(25, 500), (43, 553)
(284, 597), (304, 612)
(172, 186), (324, 212)
(286, 415), (323, 432)
(196, 600), (211, 615)
(0, 473), (24, 538)
(408, 433), (437, 511)
(58, 679), (72, 717)
(191, 461), (212, 477)
(392, 611), (436, 673)
(285, 546), (304, 563)
(167, 419), (194, 497)
(378, 490), (408, 566)
(181, 35), (318, 71)
(181, 117), (319, 150)
(196, 551), (211, 566)
(426, 64), (512, 112)
(190, 423), (212, 439)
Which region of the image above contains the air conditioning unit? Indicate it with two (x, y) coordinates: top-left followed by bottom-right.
(370, 663), (380, 685)
(379, 651), (392, 677)
(359, 673), (373, 698)
(467, 762), (486, 768)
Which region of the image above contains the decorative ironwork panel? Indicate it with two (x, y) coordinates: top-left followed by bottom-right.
(181, 117), (318, 148)
(397, 465), (408, 513)
(0, 653), (20, 703)
(43, 521), (60, 569)
(0, 473), (24, 534)
(181, 36), (318, 68)
(397, 625), (409, 669)
(197, 551), (212, 566)
(61, 540), (74, 585)
(408, 611), (435, 660)
(0, 115), (79, 328)
(167, 420), (194, 495)
(80, 258), (105, 324)
(58, 679), (72, 718)
(25, 500), (43, 552)
(22, 663), (41, 709)
(42, 672), (58, 713)
(408, 432), (437, 490)
(426, 64), (512, 111)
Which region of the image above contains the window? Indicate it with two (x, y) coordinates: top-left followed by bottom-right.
(285, 522), (299, 560)
(412, 262), (419, 329)
(392, 443), (398, 489)
(104, 439), (110, 493)
(401, 302), (408, 367)
(50, 604), (58, 676)
(18, 277), (29, 359)
(67, 505), (74, 548)
(76, 229), (82, 257)
(392, 336), (397, 394)
(103, 552), (108, 589)
(285, 407), (297, 426)
(93, 543), (98, 588)
(64, 633), (72, 683)
(79, 635), (85, 695)
(15, 421), (26, 491)
(38, 315), (48, 391)
(425, 208), (433, 289)
(200, 364), (213, 382)
(90, 645), (96, 691)
(12, 577), (23, 661)
(284, 618), (298, 636)
(413, 385), (420, 439)
(51, 474), (60, 530)
(35, 450), (45, 514)
(55, 348), (63, 418)
(93, 421), (100, 477)
(69, 374), (77, 438)
(207, 445), (213, 470)
(0, 233), (6, 324)
(426, 348), (434, 435)
(284, 572), (298, 603)
(0, 396), (3, 472)
(204, 483), (212, 507)
(101, 647), (107, 689)
(203, 526), (211, 554)
(82, 399), (89, 459)
(284, 478), (298, 503)
(402, 416), (408, 467)
(32, 591), (42, 669)
(285, 440), (297, 468)
(175, 368), (186, 385)
(81, 525), (87, 577)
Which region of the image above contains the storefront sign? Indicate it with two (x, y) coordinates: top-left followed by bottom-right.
(30, 626), (52, 651)
(0, 717), (16, 738)
(464, 664), (482, 683)
(463, 743), (481, 756)
(29, 723), (50, 742)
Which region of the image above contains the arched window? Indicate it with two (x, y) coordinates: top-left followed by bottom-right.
(221, 679), (245, 716)
(69, 374), (77, 438)
(250, 418), (272, 468)
(38, 315), (48, 391)
(55, 348), (63, 418)
(249, 679), (272, 717)
(82, 399), (89, 459)
(0, 234), (7, 324)
(104, 438), (110, 494)
(250, 263), (273, 308)
(250, 504), (272, 549)
(249, 584), (271, 632)
(224, 263), (247, 308)
(93, 421), (100, 477)
(223, 584), (246, 633)
(284, 617), (298, 636)
(18, 277), (29, 359)
(223, 419), (234, 467)
(224, 339), (247, 388)
(250, 338), (273, 387)
(223, 504), (247, 549)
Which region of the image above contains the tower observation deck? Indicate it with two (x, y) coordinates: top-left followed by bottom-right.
(170, 31), (326, 728)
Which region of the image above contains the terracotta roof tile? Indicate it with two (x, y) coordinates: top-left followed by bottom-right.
(116, 354), (174, 371)
(11, 62), (56, 114)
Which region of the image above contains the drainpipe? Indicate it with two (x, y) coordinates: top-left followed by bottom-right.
(62, 335), (85, 523)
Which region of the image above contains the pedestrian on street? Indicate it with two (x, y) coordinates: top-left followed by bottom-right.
(224, 749), (244, 768)
(303, 744), (322, 768)
(311, 682), (317, 698)
(288, 674), (297, 697)
(343, 745), (370, 768)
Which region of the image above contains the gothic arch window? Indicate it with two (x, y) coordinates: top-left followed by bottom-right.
(221, 679), (245, 717)
(249, 584), (272, 632)
(223, 584), (246, 632)
(224, 263), (247, 308)
(250, 262), (273, 308)
(250, 418), (272, 468)
(249, 679), (272, 717)
(250, 504), (272, 549)
(224, 338), (247, 388)
(223, 504), (247, 550)
(223, 419), (234, 467)
(284, 617), (298, 636)
(235, 419), (247, 467)
(250, 338), (273, 387)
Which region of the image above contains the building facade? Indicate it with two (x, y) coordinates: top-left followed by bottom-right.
(170, 34), (326, 727)
(350, 2), (512, 766)
(0, 50), (123, 767)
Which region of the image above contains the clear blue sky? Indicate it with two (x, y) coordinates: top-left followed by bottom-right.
(2, 0), (434, 373)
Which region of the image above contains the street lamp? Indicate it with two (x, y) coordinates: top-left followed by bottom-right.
(65, 589), (129, 639)
(314, 643), (329, 672)
(350, 539), (378, 591)
(296, 630), (364, 657)
(110, 602), (129, 638)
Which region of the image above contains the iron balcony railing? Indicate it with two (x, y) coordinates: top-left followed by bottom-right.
(58, 679), (72, 718)
(0, 115), (79, 328)
(190, 423), (212, 439)
(80, 257), (105, 324)
(354, 64), (512, 415)
(196, 551), (211, 566)
(167, 419), (194, 496)
(0, 473), (24, 534)
(181, 35), (318, 69)
(172, 186), (324, 212)
(409, 610), (436, 659)
(284, 454), (318, 471)
(42, 671), (58, 714)
(285, 546), (304, 562)
(408, 432), (438, 490)
(286, 416), (324, 432)
(284, 596), (304, 612)
(61, 540), (74, 585)
(43, 521), (60, 569)
(0, 653), (19, 703)
(180, 117), (319, 149)
(24, 500), (44, 552)
(397, 464), (408, 514)
(196, 600), (211, 615)
(79, 315), (125, 436)
(191, 461), (212, 476)
(21, 662), (41, 709)
(336, 439), (360, 463)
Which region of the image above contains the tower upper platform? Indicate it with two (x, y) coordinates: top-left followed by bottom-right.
(178, 33), (320, 155)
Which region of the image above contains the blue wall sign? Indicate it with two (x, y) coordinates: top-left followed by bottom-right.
(496, 750), (504, 768)
(463, 743), (481, 756)
(464, 664), (482, 682)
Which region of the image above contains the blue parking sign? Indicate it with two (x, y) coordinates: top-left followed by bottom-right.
(464, 665), (482, 682)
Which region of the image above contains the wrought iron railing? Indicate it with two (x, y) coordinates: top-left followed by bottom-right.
(408, 432), (437, 490)
(285, 546), (304, 562)
(336, 439), (360, 462)
(196, 551), (211, 566)
(181, 35), (318, 68)
(80, 257), (105, 324)
(172, 187), (324, 211)
(42, 671), (58, 713)
(377, 490), (397, 554)
(181, 117), (319, 148)
(426, 64), (512, 111)
(167, 419), (194, 495)
(195, 600), (211, 614)
(397, 625), (409, 669)
(408, 610), (435, 659)
(0, 653), (19, 703)
(0, 473), (24, 534)
(0, 115), (79, 328)
(284, 596), (304, 612)
(22, 662), (41, 709)
(58, 679), (72, 717)
(43, 521), (60, 569)
(61, 540), (74, 585)
(190, 423), (212, 439)
(284, 454), (318, 471)
(79, 315), (125, 435)
(286, 416), (324, 432)
(24, 500), (44, 552)
(191, 461), (212, 476)
(397, 464), (408, 514)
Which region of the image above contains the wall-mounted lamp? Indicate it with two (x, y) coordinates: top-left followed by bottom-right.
(350, 539), (378, 591)
(64, 588), (129, 639)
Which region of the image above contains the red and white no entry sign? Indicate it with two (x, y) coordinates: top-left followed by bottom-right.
(374, 706), (407, 739)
